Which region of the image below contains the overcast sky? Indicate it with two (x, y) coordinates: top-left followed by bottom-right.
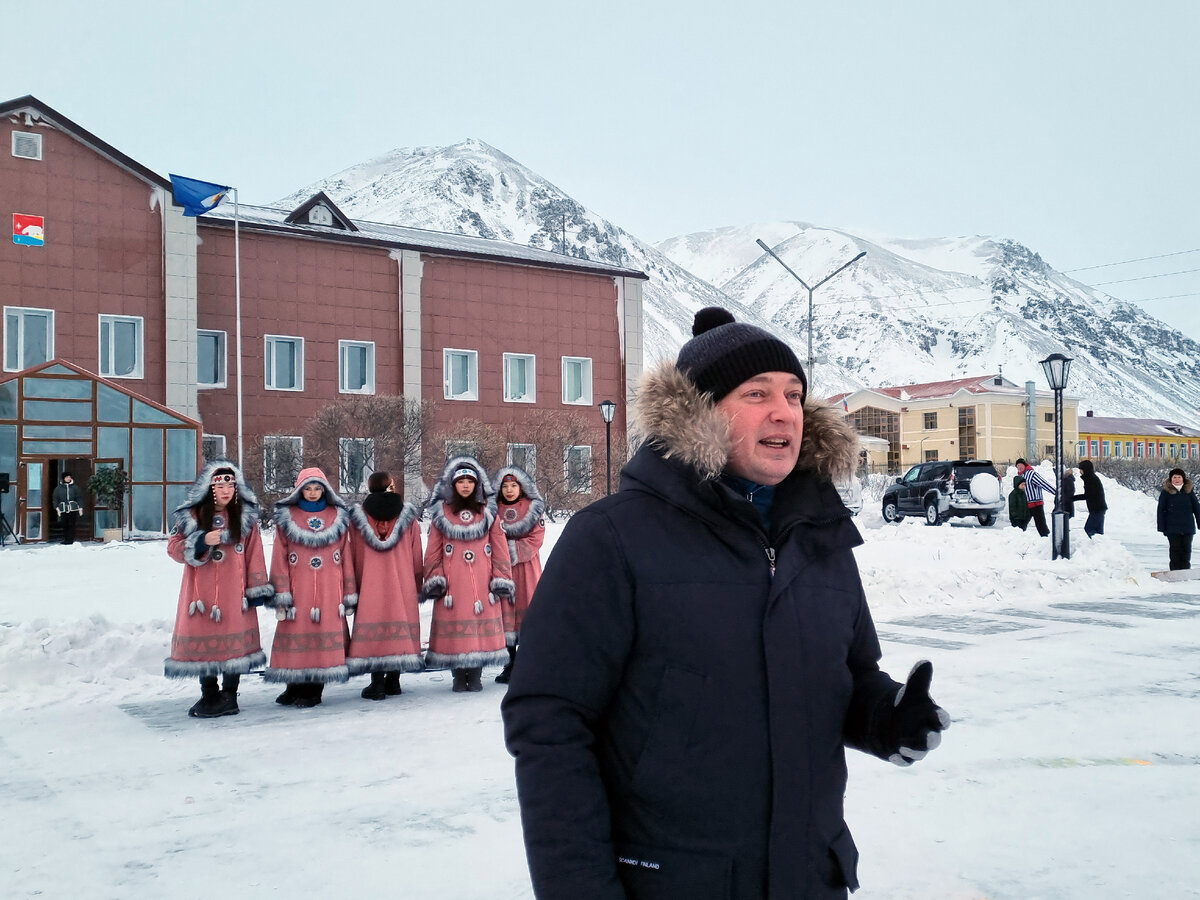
(8, 1), (1199, 339)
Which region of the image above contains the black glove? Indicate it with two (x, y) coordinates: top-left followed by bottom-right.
(423, 581), (446, 602)
(881, 660), (950, 767)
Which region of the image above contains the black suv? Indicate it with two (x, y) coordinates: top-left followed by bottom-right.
(882, 459), (1004, 526)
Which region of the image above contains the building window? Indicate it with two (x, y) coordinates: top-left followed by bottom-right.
(1077, 441), (1087, 458)
(1159, 442), (1167, 458)
(923, 412), (937, 430)
(198, 330), (227, 388)
(1169, 443), (1178, 458)
(4, 306), (54, 371)
(924, 450), (939, 462)
(1125, 441), (1133, 457)
(1045, 444), (1055, 458)
(99, 314), (144, 378)
(564, 445), (592, 493)
(202, 434), (227, 462)
(338, 437), (375, 494)
(562, 357), (592, 405)
(1147, 442), (1156, 459)
(507, 442), (537, 475)
(503, 353), (536, 403)
(1102, 441), (1111, 457)
(1112, 441), (1122, 458)
(1044, 412), (1054, 423)
(339, 340), (375, 394)
(444, 348), (478, 401)
(12, 131), (42, 160)
(1136, 441), (1145, 458)
(1090, 440), (1099, 457)
(265, 335), (304, 391)
(1192, 444), (1199, 459)
(263, 435), (303, 492)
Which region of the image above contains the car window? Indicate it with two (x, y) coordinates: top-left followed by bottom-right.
(902, 466), (922, 483)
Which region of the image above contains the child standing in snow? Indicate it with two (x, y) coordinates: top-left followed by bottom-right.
(1008, 475), (1031, 531)
(265, 467), (357, 708)
(347, 471), (425, 699)
(165, 461), (273, 718)
(422, 457), (513, 692)
(491, 466), (545, 684)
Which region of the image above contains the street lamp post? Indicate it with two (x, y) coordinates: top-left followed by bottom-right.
(1040, 352), (1073, 560)
(598, 400), (616, 496)
(755, 240), (866, 387)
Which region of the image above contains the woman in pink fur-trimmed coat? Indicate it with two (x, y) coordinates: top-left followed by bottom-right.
(491, 465), (545, 684)
(265, 467), (357, 708)
(166, 460), (273, 718)
(347, 470), (425, 700)
(422, 457), (514, 692)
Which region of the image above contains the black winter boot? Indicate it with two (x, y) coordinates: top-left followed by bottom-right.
(465, 667), (483, 692)
(495, 645), (517, 684)
(452, 668), (468, 693)
(188, 676), (221, 717)
(294, 683), (324, 708)
(275, 684), (302, 705)
(383, 671), (402, 695)
(361, 672), (387, 701)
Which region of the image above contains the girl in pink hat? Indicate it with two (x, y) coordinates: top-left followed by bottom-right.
(490, 465), (545, 684)
(265, 467), (357, 708)
(422, 457), (513, 692)
(347, 471), (425, 699)
(165, 460), (273, 718)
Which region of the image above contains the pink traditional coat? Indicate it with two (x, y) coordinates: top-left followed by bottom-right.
(347, 495), (425, 674)
(265, 468), (357, 684)
(422, 457), (514, 669)
(492, 465), (546, 645)
(165, 461), (272, 677)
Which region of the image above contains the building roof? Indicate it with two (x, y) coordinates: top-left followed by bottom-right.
(829, 374), (1044, 405)
(1077, 416), (1200, 438)
(2, 94), (647, 281)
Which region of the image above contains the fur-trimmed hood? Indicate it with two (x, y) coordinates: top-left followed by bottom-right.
(350, 500), (420, 551)
(273, 467), (350, 547)
(427, 457), (495, 541)
(1162, 474), (1195, 494)
(631, 362), (860, 484)
(171, 458), (261, 537)
(492, 465), (546, 537)
(274, 466), (349, 509)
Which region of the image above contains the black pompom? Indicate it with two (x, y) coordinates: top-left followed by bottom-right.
(692, 306), (735, 336)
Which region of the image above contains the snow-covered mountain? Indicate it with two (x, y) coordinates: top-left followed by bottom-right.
(659, 223), (1200, 422)
(275, 143), (1200, 422)
(275, 140), (787, 365)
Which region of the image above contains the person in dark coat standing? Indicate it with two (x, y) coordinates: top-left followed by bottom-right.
(1008, 474), (1031, 530)
(502, 307), (950, 900)
(1077, 459), (1107, 537)
(52, 472), (83, 544)
(1157, 468), (1200, 570)
(1061, 467), (1077, 519)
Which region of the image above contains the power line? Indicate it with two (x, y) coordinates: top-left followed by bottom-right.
(1062, 248), (1200, 273)
(1091, 267), (1200, 287)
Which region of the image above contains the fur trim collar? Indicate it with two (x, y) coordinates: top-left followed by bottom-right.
(273, 503), (351, 547)
(492, 466), (546, 536)
(430, 502), (494, 541)
(1163, 475), (1195, 494)
(350, 502), (419, 551)
(171, 507), (260, 564)
(631, 362), (859, 482)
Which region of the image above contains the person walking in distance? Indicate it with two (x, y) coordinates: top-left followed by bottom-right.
(52, 472), (83, 544)
(1014, 459), (1055, 537)
(165, 461), (273, 717)
(491, 465), (546, 684)
(422, 458), (513, 692)
(503, 307), (949, 899)
(1077, 459), (1107, 538)
(1157, 467), (1200, 570)
(347, 471), (424, 700)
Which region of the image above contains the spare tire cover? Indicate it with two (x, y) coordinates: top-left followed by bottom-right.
(969, 473), (1001, 503)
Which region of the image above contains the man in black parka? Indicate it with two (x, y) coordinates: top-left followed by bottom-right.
(502, 308), (949, 899)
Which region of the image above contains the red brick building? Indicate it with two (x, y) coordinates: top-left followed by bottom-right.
(1, 96), (646, 541)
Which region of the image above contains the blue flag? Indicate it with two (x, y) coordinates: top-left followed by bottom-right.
(169, 174), (231, 217)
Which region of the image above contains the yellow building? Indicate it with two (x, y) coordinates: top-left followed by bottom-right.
(1076, 414), (1200, 462)
(831, 374), (1080, 472)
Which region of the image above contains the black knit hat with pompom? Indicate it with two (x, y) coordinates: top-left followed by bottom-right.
(675, 307), (807, 403)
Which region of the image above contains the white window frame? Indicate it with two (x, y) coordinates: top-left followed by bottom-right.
(98, 314), (144, 379)
(339, 340), (376, 395)
(202, 434), (227, 462)
(263, 435), (303, 492)
(12, 131), (42, 160)
(338, 437), (376, 494)
(562, 356), (593, 406)
(265, 334), (305, 391)
(197, 329), (227, 389)
(503, 352), (536, 403)
(443, 348), (478, 401)
(4, 306), (55, 372)
(507, 442), (537, 475)
(564, 444), (592, 494)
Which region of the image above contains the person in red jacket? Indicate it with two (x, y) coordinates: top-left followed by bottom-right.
(165, 460), (273, 718)
(347, 471), (424, 699)
(265, 467), (357, 708)
(491, 465), (545, 684)
(422, 457), (513, 692)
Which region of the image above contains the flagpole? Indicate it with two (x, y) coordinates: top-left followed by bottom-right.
(233, 187), (244, 470)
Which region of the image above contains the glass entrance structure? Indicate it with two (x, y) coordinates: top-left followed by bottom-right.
(0, 359), (200, 542)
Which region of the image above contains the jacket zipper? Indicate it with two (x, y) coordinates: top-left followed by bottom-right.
(763, 543), (776, 577)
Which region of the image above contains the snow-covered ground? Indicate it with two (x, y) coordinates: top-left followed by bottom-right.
(3, 467), (1198, 898)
